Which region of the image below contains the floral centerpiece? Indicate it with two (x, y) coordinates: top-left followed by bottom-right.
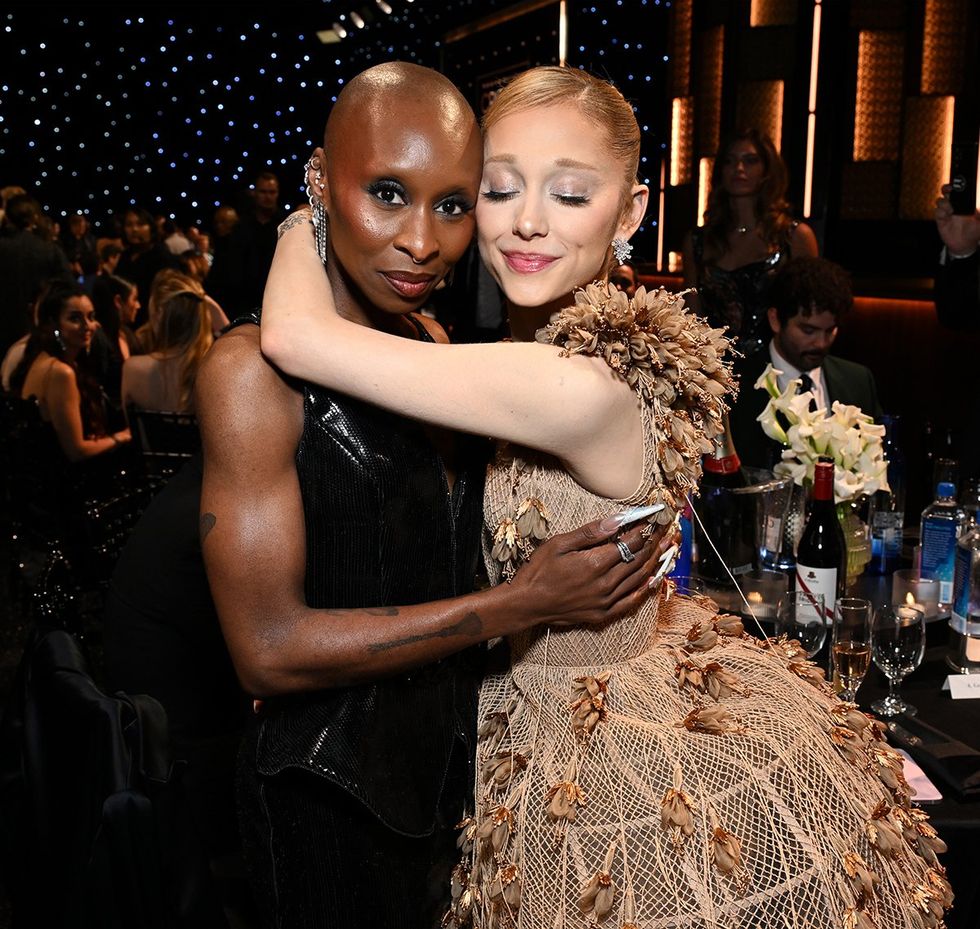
(756, 364), (889, 500)
(756, 364), (889, 581)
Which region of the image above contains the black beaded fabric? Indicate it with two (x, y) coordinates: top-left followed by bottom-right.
(691, 224), (797, 361)
(230, 311), (488, 837)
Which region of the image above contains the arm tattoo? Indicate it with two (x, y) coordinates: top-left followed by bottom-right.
(200, 512), (216, 541)
(367, 611), (483, 653)
(277, 212), (312, 239)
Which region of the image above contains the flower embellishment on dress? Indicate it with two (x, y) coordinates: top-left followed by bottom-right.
(535, 282), (737, 524)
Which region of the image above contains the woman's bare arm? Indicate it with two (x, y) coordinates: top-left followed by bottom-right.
(259, 218), (640, 493)
(45, 362), (129, 460)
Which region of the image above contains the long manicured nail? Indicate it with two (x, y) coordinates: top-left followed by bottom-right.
(652, 548), (678, 584)
(599, 503), (665, 533)
(658, 544), (679, 565)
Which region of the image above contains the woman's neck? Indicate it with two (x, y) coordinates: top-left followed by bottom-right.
(728, 196), (758, 230)
(326, 250), (403, 334)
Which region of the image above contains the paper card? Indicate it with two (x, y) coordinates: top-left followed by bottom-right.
(897, 749), (943, 803)
(942, 674), (980, 698)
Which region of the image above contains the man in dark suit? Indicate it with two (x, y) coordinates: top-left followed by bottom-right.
(729, 256), (883, 470)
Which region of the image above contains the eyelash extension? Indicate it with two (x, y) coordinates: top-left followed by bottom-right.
(554, 194), (589, 206)
(480, 190), (517, 202)
(439, 196), (475, 216)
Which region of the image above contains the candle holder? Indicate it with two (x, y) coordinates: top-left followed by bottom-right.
(891, 570), (940, 620)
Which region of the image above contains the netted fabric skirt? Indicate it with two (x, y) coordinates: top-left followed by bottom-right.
(449, 592), (951, 929)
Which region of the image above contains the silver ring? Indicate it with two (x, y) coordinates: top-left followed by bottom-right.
(616, 539), (635, 564)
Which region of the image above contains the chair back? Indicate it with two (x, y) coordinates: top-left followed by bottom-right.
(128, 407), (200, 484)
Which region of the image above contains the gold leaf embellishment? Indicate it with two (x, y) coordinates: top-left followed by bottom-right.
(579, 842), (618, 922)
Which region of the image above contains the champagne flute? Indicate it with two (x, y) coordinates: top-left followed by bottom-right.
(871, 604), (926, 717)
(831, 597), (872, 702)
(775, 591), (827, 658)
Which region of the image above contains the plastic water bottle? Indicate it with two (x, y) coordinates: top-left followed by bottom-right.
(950, 515), (980, 672)
(920, 482), (966, 612)
(869, 414), (905, 574)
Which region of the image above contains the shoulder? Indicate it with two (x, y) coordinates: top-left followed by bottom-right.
(196, 324), (303, 442)
(789, 221), (818, 257)
(407, 312), (450, 345)
(823, 354), (872, 379)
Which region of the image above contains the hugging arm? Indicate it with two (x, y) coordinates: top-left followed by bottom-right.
(259, 217), (635, 467)
(197, 325), (669, 698)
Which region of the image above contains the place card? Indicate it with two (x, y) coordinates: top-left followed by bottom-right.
(942, 674), (980, 699)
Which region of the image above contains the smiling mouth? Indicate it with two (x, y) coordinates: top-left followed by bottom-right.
(380, 271), (436, 299)
(502, 252), (559, 274)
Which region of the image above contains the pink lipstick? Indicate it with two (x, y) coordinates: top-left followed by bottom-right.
(502, 252), (558, 274)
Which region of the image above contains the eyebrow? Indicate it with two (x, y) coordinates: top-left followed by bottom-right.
(484, 154), (599, 172)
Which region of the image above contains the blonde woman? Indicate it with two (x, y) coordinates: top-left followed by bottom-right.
(122, 273), (213, 413)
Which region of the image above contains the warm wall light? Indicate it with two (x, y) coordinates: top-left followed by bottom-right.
(922, 0), (968, 94)
(750, 0), (797, 26)
(735, 81), (784, 151)
(670, 97), (694, 186)
(697, 27), (724, 158)
(697, 158), (713, 227)
(670, 0), (693, 97)
(854, 31), (904, 162)
(668, 251), (682, 274)
(803, 0), (821, 218)
(558, 0), (567, 66)
(657, 160), (666, 272)
(899, 96), (954, 219)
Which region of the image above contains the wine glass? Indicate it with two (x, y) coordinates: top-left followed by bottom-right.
(775, 591), (827, 658)
(871, 604), (927, 717)
(831, 597), (872, 702)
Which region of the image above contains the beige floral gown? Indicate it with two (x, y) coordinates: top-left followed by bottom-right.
(446, 285), (951, 929)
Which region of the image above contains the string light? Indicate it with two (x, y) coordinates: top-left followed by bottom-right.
(0, 0), (666, 252)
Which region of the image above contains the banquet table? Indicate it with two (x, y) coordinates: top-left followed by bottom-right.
(849, 574), (980, 929)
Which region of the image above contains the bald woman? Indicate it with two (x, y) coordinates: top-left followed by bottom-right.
(196, 62), (668, 928)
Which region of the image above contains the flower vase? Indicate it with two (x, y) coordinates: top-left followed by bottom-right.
(836, 498), (872, 588)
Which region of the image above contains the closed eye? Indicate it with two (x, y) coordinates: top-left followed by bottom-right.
(480, 189), (518, 202)
(554, 194), (589, 206)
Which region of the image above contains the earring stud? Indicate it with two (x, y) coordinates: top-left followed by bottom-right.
(612, 237), (633, 264)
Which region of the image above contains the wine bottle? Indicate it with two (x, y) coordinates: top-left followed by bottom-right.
(795, 459), (846, 623)
(695, 414), (753, 584)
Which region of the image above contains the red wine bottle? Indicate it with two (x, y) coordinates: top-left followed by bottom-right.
(701, 414), (749, 490)
(795, 459), (846, 622)
(696, 414), (753, 583)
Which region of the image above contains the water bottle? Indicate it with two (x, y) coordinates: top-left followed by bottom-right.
(950, 516), (980, 672)
(869, 414), (905, 574)
(920, 481), (966, 613)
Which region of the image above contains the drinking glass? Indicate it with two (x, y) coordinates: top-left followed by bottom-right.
(871, 604), (926, 717)
(831, 598), (872, 702)
(775, 591), (827, 658)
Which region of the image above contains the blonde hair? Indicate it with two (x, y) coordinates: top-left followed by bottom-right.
(140, 269), (213, 411)
(483, 66), (641, 209)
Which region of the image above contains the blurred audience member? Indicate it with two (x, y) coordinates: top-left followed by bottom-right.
(161, 216), (194, 256)
(97, 240), (123, 277)
(115, 207), (180, 325)
(934, 182), (980, 329)
(10, 281), (130, 460)
(123, 276), (214, 413)
(683, 129), (818, 362)
(610, 261), (638, 298)
(728, 257), (882, 470)
(0, 184), (26, 229)
(210, 172), (283, 316)
(0, 194), (72, 357)
(90, 274), (142, 414)
(203, 205), (239, 310)
(59, 212), (98, 278)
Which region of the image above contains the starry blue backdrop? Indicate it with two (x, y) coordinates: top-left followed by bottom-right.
(0, 1), (670, 256)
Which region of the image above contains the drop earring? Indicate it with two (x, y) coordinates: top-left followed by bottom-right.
(612, 237), (633, 264)
(304, 158), (328, 264)
(53, 328), (66, 352)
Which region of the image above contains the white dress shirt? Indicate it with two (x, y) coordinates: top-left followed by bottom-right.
(769, 340), (828, 411)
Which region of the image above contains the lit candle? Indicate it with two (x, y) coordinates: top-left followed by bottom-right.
(904, 591), (926, 614)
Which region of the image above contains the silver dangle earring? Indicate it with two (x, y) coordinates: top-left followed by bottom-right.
(53, 328), (66, 352)
(612, 237), (633, 264)
(304, 159), (328, 264)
